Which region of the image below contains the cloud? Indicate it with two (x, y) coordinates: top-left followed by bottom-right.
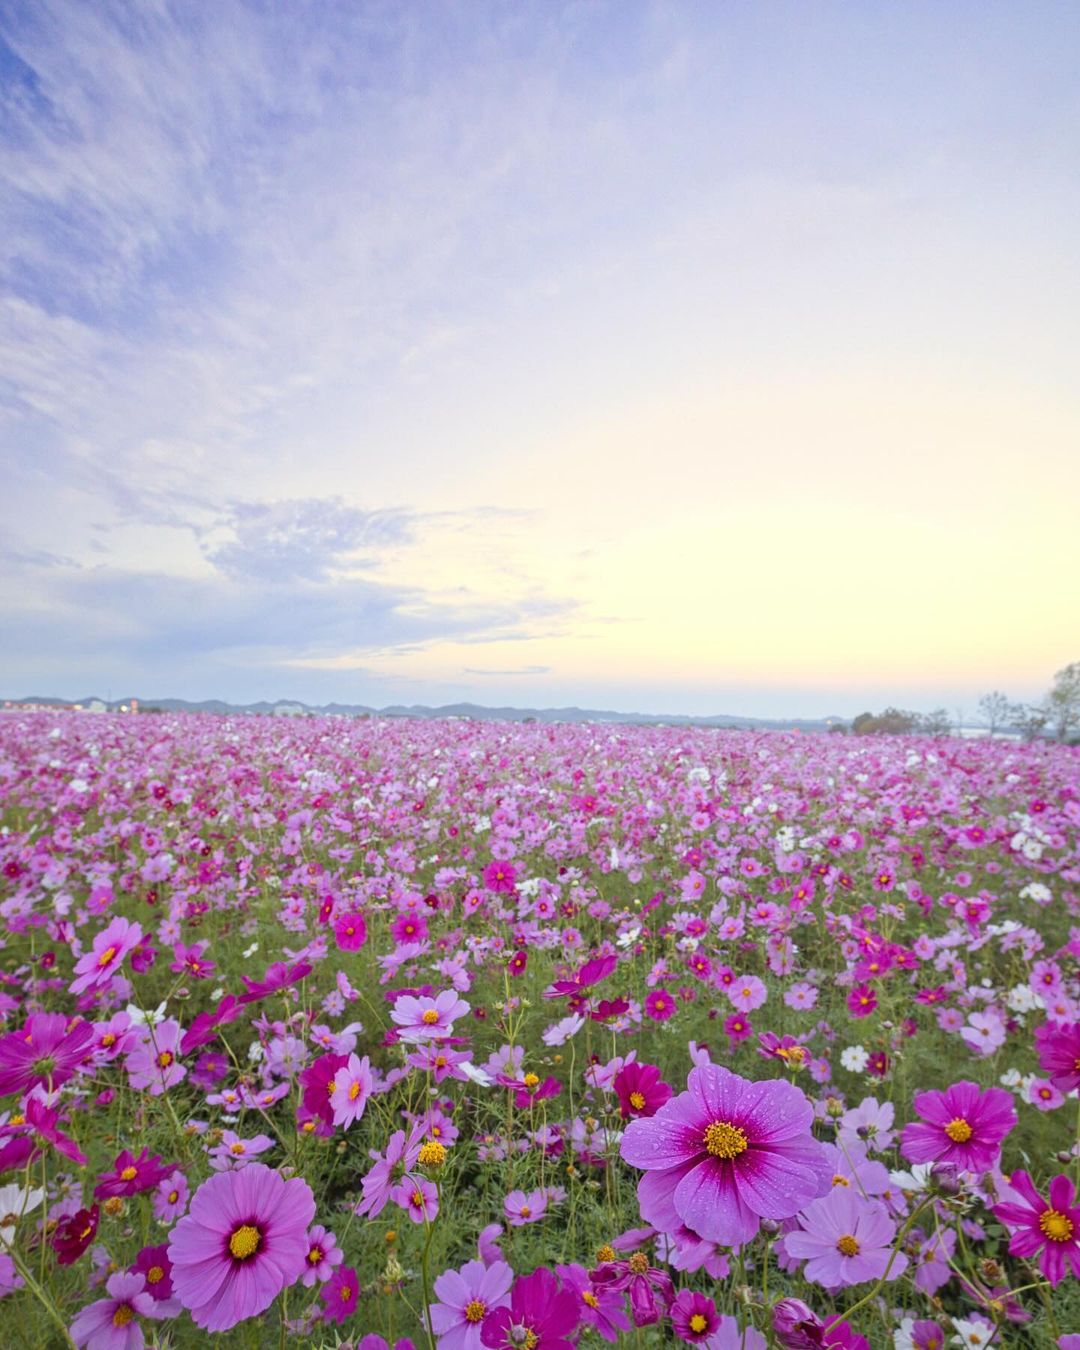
(202, 498), (417, 583)
(463, 665), (551, 676)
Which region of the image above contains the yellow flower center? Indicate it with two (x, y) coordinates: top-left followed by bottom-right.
(836, 1234), (860, 1256)
(596, 1244), (616, 1263)
(1040, 1208), (1074, 1242)
(157, 1051), (173, 1068)
(230, 1142), (245, 1154)
(411, 1190), (423, 1208)
(628, 1252), (649, 1274)
(690, 1313), (708, 1333)
(524, 1334), (539, 1350)
(583, 1291), (599, 1308)
(112, 1305), (134, 1326)
(326, 1079), (337, 1097)
(120, 1166), (138, 1181)
(98, 945), (118, 967)
(421, 1009), (441, 1025)
(435, 1055), (448, 1068)
(228, 1224), (261, 1261)
(101, 1033), (116, 1047)
(418, 1141), (447, 1167)
(348, 1081), (362, 1101)
(944, 1117), (973, 1143)
(308, 1246), (323, 1264)
(832, 1174), (851, 1187)
(464, 1299), (486, 1323)
(167, 1190), (179, 1205)
(629, 1091), (646, 1110)
(340, 1285), (352, 1301)
(523, 1073), (540, 1089)
(147, 1266), (164, 1284)
(703, 1120), (749, 1159)
(520, 1206), (531, 1218)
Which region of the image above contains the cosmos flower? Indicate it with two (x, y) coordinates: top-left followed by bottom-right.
(301, 1224), (343, 1287)
(69, 918), (144, 996)
(0, 1013), (95, 1097)
(783, 1188), (906, 1288)
(95, 1149), (174, 1200)
(553, 1262), (630, 1344)
(613, 1062), (673, 1120)
(333, 911), (367, 951)
(391, 991), (470, 1042)
(52, 1205), (99, 1266)
(1034, 1021), (1080, 1093)
(620, 1064), (831, 1246)
(670, 1288), (720, 1342)
(900, 1082), (1016, 1173)
(167, 1163), (315, 1331)
(480, 1267), (579, 1350)
(589, 1251), (674, 1328)
(321, 1265), (359, 1324)
(70, 1271), (163, 1350)
(329, 1053), (373, 1128)
(428, 1258), (512, 1349)
(992, 1170), (1080, 1286)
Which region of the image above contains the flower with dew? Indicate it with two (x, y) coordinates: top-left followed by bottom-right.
(70, 1271), (164, 1350)
(619, 1063), (831, 1247)
(589, 1250), (675, 1328)
(900, 1081), (1016, 1173)
(167, 1163), (315, 1331)
(783, 1187), (907, 1288)
(429, 1257), (512, 1349)
(992, 1170), (1080, 1285)
(479, 1266), (579, 1349)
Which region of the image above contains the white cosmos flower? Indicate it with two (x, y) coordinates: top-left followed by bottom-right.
(0, 1183), (45, 1248)
(126, 1001), (167, 1026)
(840, 1045), (869, 1072)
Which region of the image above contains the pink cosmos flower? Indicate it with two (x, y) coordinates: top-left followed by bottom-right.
(1035, 1021), (1080, 1093)
(589, 1251), (674, 1328)
(301, 1224), (343, 1287)
(643, 989), (676, 1022)
(329, 1053), (373, 1128)
(620, 1064), (831, 1247)
(391, 991), (470, 1042)
(959, 1012), (1006, 1057)
(504, 1188), (547, 1227)
(70, 1270), (163, 1349)
(392, 1175), (439, 1223)
(993, 1170), (1080, 1286)
(846, 985), (877, 1019)
(124, 1019), (186, 1095)
(554, 1263), (630, 1343)
(900, 1081), (1016, 1173)
(429, 1257), (512, 1349)
(670, 1288), (720, 1342)
(167, 1163), (315, 1331)
(727, 976), (767, 1013)
(321, 1265), (359, 1324)
(783, 1188), (907, 1288)
(613, 1062), (672, 1120)
(95, 1149), (174, 1199)
(70, 917), (143, 995)
(482, 860), (517, 894)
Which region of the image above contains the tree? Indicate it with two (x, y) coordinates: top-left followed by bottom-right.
(1014, 704), (1049, 742)
(1046, 661), (1080, 743)
(917, 708), (952, 737)
(977, 690), (1013, 736)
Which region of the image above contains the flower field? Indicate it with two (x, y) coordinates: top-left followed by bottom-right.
(0, 711), (1078, 1349)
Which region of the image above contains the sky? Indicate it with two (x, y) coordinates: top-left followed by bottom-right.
(1, 0), (1078, 719)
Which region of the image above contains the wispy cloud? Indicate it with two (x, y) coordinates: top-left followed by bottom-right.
(463, 665), (551, 677)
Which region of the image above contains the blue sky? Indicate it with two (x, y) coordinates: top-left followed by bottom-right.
(2, 1), (1078, 716)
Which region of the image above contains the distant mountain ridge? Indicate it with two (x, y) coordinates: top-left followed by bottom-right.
(6, 694), (846, 731)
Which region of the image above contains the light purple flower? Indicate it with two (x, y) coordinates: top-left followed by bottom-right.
(783, 1188), (906, 1288)
(391, 991), (470, 1042)
(429, 1258), (512, 1349)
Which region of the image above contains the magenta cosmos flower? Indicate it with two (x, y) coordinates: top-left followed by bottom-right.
(993, 1170), (1080, 1286)
(900, 1081), (1016, 1173)
(0, 1012), (94, 1097)
(1035, 1021), (1080, 1093)
(614, 1062), (672, 1120)
(70, 917), (143, 995)
(480, 1267), (578, 1350)
(620, 1064), (831, 1246)
(167, 1163), (315, 1331)
(391, 990), (470, 1043)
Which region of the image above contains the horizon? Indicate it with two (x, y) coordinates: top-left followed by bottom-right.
(2, 2), (1078, 715)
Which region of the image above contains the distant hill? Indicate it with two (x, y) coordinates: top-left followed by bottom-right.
(5, 693), (845, 732)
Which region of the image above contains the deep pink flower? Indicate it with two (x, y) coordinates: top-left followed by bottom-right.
(0, 1012), (94, 1097)
(846, 985), (877, 1019)
(543, 955), (617, 999)
(333, 911), (367, 952)
(480, 1267), (579, 1349)
(321, 1265), (359, 1324)
(620, 1064), (831, 1246)
(993, 1170), (1080, 1285)
(671, 1288), (720, 1342)
(482, 860), (517, 894)
(131, 1244), (176, 1302)
(900, 1081), (1016, 1173)
(554, 1263), (630, 1343)
(1035, 1021), (1080, 1093)
(167, 1163), (315, 1331)
(613, 1062), (672, 1120)
(589, 1252), (675, 1328)
(644, 989), (676, 1022)
(52, 1206), (99, 1265)
(95, 1149), (174, 1199)
(238, 959), (313, 1005)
